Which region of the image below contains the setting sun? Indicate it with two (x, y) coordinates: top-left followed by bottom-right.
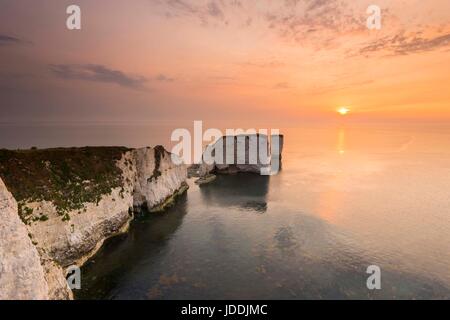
(338, 107), (350, 116)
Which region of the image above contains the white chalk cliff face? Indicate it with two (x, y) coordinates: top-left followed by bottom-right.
(0, 146), (187, 300)
(133, 147), (188, 211)
(0, 178), (49, 300)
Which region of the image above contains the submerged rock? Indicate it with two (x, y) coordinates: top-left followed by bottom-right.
(195, 174), (217, 185)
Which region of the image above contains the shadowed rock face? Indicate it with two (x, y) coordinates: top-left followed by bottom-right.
(0, 146), (187, 299)
(0, 178), (48, 300)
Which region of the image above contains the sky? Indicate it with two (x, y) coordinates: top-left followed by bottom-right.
(0, 0), (449, 125)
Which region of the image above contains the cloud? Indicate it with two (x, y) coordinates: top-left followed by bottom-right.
(0, 34), (24, 46)
(155, 74), (175, 82)
(154, 0), (364, 42)
(359, 32), (450, 56)
(157, 0), (229, 25)
(238, 59), (285, 68)
(207, 1), (224, 20)
(49, 64), (147, 89)
(209, 75), (236, 81)
(306, 0), (334, 11)
(207, 75), (238, 86)
(153, 0), (448, 55)
(284, 0), (300, 8)
(265, 0), (365, 46)
(274, 82), (291, 89)
(166, 0), (198, 16)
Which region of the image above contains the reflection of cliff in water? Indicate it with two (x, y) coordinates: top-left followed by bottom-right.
(75, 194), (188, 299)
(199, 174), (270, 213)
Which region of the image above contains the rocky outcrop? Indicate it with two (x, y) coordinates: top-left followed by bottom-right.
(0, 146), (187, 300)
(0, 178), (49, 300)
(133, 146), (188, 212)
(198, 134), (283, 176)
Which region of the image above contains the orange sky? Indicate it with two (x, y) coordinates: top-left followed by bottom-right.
(0, 0), (449, 124)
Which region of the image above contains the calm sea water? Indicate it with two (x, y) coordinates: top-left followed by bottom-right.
(2, 123), (450, 299)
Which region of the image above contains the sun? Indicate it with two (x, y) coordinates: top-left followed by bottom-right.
(337, 107), (350, 116)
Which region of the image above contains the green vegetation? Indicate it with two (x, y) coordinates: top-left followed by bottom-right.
(17, 202), (34, 224)
(0, 147), (130, 221)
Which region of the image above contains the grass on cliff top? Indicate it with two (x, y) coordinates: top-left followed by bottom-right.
(0, 147), (131, 221)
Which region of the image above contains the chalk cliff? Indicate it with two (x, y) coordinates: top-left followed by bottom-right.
(0, 146), (187, 299)
(0, 178), (49, 299)
(133, 146), (188, 212)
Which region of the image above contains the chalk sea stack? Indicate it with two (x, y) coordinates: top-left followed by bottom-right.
(198, 133), (284, 177)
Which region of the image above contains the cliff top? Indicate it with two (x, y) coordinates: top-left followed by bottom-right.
(0, 147), (131, 222)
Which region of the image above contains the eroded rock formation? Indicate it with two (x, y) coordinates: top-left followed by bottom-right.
(198, 134), (284, 176)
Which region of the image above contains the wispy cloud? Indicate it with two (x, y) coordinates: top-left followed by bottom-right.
(158, 0), (227, 24)
(147, 1), (450, 58)
(266, 0), (365, 46)
(155, 74), (175, 82)
(238, 59), (285, 68)
(0, 34), (25, 46)
(273, 82), (291, 89)
(49, 64), (147, 89)
(153, 0), (366, 47)
(207, 1), (224, 20)
(166, 0), (198, 16)
(306, 0), (334, 11)
(359, 32), (450, 56)
(207, 75), (238, 86)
